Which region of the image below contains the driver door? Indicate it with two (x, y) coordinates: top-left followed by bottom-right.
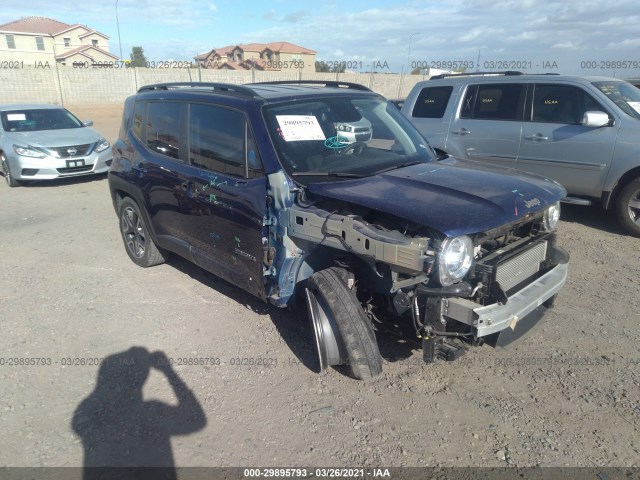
(182, 103), (268, 299)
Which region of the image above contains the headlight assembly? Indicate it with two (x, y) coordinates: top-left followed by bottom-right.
(438, 235), (474, 286)
(95, 138), (110, 153)
(96, 138), (111, 153)
(543, 202), (561, 231)
(13, 145), (46, 158)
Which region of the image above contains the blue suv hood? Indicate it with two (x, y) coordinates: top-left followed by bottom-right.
(306, 158), (566, 237)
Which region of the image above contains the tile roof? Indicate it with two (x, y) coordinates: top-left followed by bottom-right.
(55, 45), (118, 61)
(79, 30), (110, 40)
(196, 41), (316, 59)
(265, 42), (316, 54)
(0, 16), (78, 35)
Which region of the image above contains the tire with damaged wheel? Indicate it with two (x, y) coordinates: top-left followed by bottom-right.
(305, 267), (382, 380)
(616, 177), (640, 237)
(118, 197), (167, 267)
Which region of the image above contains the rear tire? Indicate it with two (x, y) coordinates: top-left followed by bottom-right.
(306, 267), (382, 380)
(118, 197), (167, 267)
(616, 177), (640, 237)
(1, 154), (20, 187)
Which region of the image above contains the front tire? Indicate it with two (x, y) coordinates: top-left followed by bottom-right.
(118, 197), (167, 267)
(306, 267), (382, 380)
(616, 177), (640, 237)
(1, 154), (20, 187)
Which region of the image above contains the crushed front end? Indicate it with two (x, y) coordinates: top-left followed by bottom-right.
(284, 195), (568, 363)
(413, 212), (568, 362)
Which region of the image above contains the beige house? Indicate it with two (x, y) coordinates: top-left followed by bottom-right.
(0, 16), (118, 66)
(195, 42), (316, 73)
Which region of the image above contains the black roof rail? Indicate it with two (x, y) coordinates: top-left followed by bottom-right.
(429, 71), (524, 80)
(250, 80), (372, 91)
(137, 82), (259, 97)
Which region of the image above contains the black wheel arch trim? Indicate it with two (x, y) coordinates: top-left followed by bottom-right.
(109, 173), (162, 248)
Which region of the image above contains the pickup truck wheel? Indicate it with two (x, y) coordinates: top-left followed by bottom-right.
(305, 267), (382, 380)
(118, 197), (167, 267)
(616, 177), (640, 237)
(1, 154), (20, 187)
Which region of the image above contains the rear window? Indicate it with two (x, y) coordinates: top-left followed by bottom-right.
(460, 84), (526, 121)
(411, 86), (453, 118)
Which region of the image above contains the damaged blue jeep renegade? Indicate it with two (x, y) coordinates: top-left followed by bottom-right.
(109, 81), (569, 380)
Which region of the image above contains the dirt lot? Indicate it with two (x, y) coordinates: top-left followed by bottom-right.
(0, 104), (639, 472)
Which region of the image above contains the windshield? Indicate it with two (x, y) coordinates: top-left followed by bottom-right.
(592, 81), (640, 120)
(1, 108), (84, 132)
(263, 95), (434, 183)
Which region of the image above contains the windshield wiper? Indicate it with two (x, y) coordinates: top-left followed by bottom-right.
(291, 171), (365, 178)
(372, 161), (424, 175)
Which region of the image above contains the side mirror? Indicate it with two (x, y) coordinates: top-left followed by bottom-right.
(581, 111), (610, 128)
(83, 120), (94, 127)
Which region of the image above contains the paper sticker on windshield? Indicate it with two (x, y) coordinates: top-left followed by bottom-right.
(276, 115), (325, 141)
(628, 102), (640, 114)
(7, 113), (26, 121)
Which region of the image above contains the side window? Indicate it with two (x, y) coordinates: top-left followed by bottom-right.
(460, 83), (525, 121)
(412, 86), (453, 118)
(189, 104), (259, 178)
(146, 102), (183, 160)
(531, 84), (605, 124)
(132, 102), (145, 140)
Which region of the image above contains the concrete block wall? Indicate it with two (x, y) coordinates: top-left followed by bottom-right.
(1, 67), (61, 104)
(0, 67), (429, 105)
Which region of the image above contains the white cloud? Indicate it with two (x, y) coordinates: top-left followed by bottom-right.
(550, 41), (585, 50)
(607, 38), (640, 48)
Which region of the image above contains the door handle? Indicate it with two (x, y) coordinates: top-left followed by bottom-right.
(452, 128), (471, 135)
(524, 133), (549, 142)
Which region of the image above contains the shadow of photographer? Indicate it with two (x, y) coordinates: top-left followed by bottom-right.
(72, 347), (207, 480)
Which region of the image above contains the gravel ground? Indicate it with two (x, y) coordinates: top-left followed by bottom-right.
(0, 104), (639, 470)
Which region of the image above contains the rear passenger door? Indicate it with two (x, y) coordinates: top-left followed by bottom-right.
(449, 83), (526, 168)
(182, 103), (268, 299)
(139, 101), (192, 242)
(517, 83), (617, 197)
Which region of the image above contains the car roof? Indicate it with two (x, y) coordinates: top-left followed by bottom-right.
(134, 81), (380, 103)
(0, 103), (64, 112)
(422, 72), (622, 84)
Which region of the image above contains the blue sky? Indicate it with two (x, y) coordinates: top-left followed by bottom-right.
(2, 0), (640, 76)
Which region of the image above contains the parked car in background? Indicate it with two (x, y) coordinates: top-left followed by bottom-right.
(334, 117), (373, 144)
(109, 81), (568, 380)
(0, 104), (112, 187)
(402, 72), (640, 237)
